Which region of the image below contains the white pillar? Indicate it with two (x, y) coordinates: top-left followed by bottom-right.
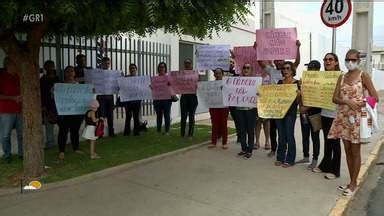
(351, 1), (374, 73)
(260, 0), (275, 29)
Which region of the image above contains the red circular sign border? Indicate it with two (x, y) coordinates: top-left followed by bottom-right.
(320, 0), (352, 28)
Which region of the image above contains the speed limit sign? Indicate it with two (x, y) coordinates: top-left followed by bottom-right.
(321, 0), (352, 28)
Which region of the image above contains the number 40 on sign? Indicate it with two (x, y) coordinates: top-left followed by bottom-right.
(321, 0), (352, 28)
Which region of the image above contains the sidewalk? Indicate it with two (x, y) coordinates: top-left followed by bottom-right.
(0, 93), (383, 216)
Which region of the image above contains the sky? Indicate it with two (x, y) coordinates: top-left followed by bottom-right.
(274, 1), (384, 48)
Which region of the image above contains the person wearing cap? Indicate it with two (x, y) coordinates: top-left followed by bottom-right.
(296, 60), (322, 170)
(82, 99), (102, 159)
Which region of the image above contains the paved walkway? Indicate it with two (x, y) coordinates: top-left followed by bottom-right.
(0, 92), (383, 216)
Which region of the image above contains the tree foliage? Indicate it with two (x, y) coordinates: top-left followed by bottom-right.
(0, 0), (251, 39)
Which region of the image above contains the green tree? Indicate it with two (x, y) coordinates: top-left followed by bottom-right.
(0, 0), (250, 180)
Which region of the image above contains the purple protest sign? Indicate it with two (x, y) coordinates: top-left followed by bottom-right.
(256, 27), (297, 60)
(168, 70), (199, 94)
(150, 76), (172, 100)
(233, 46), (263, 76)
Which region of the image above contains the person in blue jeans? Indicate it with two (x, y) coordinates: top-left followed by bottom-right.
(0, 57), (23, 163)
(236, 63), (257, 159)
(153, 62), (172, 135)
(275, 61), (300, 168)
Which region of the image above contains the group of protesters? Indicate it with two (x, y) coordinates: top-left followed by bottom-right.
(0, 40), (380, 196)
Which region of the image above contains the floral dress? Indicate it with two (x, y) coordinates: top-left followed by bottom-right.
(328, 72), (367, 144)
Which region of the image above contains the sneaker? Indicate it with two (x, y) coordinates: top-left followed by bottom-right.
(324, 173), (337, 180)
(312, 167), (323, 173)
(282, 163), (293, 168)
(237, 151), (246, 156)
(307, 160), (318, 170)
(296, 157), (310, 164)
(244, 153), (252, 159)
(267, 151), (275, 157)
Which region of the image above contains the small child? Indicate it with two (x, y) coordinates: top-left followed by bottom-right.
(82, 99), (102, 159)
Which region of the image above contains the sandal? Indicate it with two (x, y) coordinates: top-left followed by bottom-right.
(343, 188), (356, 196)
(338, 185), (349, 192)
(274, 161), (282, 166)
(207, 144), (216, 149)
(264, 145), (271, 150)
(253, 144), (260, 150)
(282, 163), (292, 168)
(58, 152), (65, 160)
(222, 145), (228, 150)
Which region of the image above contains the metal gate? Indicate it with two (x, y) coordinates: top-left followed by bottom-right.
(39, 35), (171, 117)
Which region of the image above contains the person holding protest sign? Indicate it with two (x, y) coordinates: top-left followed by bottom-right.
(0, 57), (23, 163)
(312, 53), (342, 179)
(40, 60), (59, 150)
(275, 61), (300, 168)
(254, 61), (272, 150)
(122, 64), (142, 136)
(207, 68), (229, 149)
(153, 62), (173, 135)
(74, 54), (91, 84)
(328, 49), (379, 196)
(180, 58), (198, 138)
(296, 60), (322, 170)
(254, 40), (301, 157)
(82, 99), (102, 159)
(236, 63), (257, 159)
(96, 57), (115, 137)
(57, 66), (84, 161)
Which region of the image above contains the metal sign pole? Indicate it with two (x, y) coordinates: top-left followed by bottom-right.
(332, 28), (336, 54)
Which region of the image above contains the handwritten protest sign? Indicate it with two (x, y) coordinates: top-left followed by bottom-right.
(256, 28), (297, 60)
(222, 77), (262, 107)
(197, 81), (225, 108)
(84, 69), (121, 94)
(54, 83), (94, 115)
(151, 76), (172, 100)
(118, 76), (152, 102)
(196, 45), (230, 70)
(301, 71), (341, 110)
(233, 46), (263, 75)
(257, 84), (298, 119)
(168, 70), (199, 94)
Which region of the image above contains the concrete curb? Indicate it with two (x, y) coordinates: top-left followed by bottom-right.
(329, 135), (384, 216)
(0, 134), (236, 198)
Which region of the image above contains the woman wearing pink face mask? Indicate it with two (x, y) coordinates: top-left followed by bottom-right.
(328, 49), (379, 196)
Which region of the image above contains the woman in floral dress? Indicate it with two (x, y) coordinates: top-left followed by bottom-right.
(328, 49), (379, 196)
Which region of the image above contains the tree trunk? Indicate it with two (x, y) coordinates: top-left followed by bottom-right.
(20, 54), (44, 180)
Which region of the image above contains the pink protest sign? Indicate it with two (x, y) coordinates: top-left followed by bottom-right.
(150, 76), (172, 100)
(233, 46), (263, 76)
(168, 70), (199, 94)
(256, 27), (297, 60)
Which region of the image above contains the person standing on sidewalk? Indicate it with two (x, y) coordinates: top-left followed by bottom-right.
(96, 57), (115, 137)
(82, 99), (102, 159)
(296, 60), (321, 170)
(275, 61), (300, 168)
(207, 68), (229, 150)
(180, 58), (198, 138)
(40, 60), (59, 150)
(236, 63), (257, 159)
(153, 62), (173, 135)
(328, 49), (379, 196)
(0, 57), (23, 163)
(57, 66), (84, 161)
(312, 53), (342, 179)
(254, 61), (272, 150)
(256, 40), (301, 157)
(123, 64), (141, 136)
